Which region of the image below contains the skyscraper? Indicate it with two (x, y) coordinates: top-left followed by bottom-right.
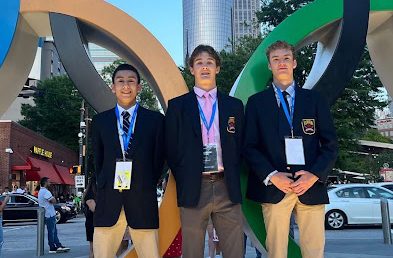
(233, 0), (261, 45)
(88, 43), (119, 75)
(183, 0), (261, 64)
(183, 0), (234, 63)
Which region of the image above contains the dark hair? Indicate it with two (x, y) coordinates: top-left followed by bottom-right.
(111, 63), (141, 84)
(266, 40), (296, 61)
(188, 45), (221, 68)
(40, 177), (49, 187)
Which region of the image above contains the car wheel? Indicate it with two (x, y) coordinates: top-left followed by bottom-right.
(326, 210), (346, 230)
(55, 209), (63, 224)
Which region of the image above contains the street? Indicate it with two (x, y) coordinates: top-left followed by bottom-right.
(2, 216), (393, 258)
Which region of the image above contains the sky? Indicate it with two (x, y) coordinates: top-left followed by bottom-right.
(106, 0), (184, 66)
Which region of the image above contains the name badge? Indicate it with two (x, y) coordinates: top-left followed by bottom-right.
(202, 144), (219, 173)
(114, 161), (132, 191)
(284, 137), (305, 165)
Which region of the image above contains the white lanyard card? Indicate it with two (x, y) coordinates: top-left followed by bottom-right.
(284, 137), (305, 165)
(114, 161), (132, 190)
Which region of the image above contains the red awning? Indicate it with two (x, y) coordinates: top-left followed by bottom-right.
(26, 157), (63, 184)
(54, 165), (75, 185)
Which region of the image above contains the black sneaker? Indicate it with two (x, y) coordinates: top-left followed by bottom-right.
(49, 247), (59, 253)
(57, 245), (70, 252)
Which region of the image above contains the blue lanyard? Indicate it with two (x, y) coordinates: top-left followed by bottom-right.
(115, 103), (139, 153)
(274, 86), (295, 134)
(197, 99), (217, 133)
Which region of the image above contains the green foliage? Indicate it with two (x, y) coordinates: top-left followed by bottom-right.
(372, 151), (393, 175)
(19, 76), (83, 151)
(101, 59), (159, 111)
(257, 0), (313, 34)
(362, 129), (393, 144)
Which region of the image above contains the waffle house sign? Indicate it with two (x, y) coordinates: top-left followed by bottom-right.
(32, 146), (53, 159)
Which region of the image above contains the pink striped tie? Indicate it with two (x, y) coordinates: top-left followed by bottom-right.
(202, 92), (214, 145)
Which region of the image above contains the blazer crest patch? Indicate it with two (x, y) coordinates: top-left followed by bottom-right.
(302, 119), (316, 135)
(227, 117), (236, 133)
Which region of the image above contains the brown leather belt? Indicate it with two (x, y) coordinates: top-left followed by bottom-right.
(202, 172), (224, 181)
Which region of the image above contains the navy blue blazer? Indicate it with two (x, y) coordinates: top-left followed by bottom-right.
(165, 90), (244, 207)
(92, 106), (164, 228)
(244, 86), (338, 205)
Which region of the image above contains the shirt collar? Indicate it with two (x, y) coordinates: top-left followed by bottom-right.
(116, 103), (137, 117)
(193, 86), (218, 100)
(272, 81), (296, 98)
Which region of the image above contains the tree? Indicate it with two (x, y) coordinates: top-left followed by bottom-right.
(101, 59), (159, 111)
(362, 129), (393, 144)
(19, 76), (83, 151)
(257, 0), (389, 172)
(371, 151), (393, 180)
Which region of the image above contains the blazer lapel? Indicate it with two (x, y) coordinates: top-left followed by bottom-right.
(185, 91), (202, 138)
(267, 86), (280, 133)
(108, 108), (123, 158)
(292, 86), (305, 136)
(217, 91), (229, 145)
(126, 105), (143, 158)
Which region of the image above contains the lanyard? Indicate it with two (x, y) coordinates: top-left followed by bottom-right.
(197, 99), (217, 134)
(115, 103), (139, 158)
(274, 86), (295, 137)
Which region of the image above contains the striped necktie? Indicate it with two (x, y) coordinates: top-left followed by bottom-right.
(121, 111), (131, 155)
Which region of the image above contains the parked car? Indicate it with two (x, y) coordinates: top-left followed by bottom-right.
(325, 184), (393, 230)
(372, 182), (393, 192)
(0, 193), (77, 224)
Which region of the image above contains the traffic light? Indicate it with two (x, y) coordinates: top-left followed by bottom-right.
(70, 165), (82, 174)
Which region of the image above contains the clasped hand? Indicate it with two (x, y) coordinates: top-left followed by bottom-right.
(270, 170), (318, 196)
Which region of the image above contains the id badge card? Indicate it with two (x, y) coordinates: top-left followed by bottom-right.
(202, 144), (219, 173)
(114, 160), (132, 190)
(284, 137), (305, 165)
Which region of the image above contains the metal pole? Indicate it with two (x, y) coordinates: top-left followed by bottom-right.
(84, 105), (89, 179)
(78, 100), (85, 195)
(79, 100), (85, 168)
(380, 197), (392, 244)
(36, 207), (45, 256)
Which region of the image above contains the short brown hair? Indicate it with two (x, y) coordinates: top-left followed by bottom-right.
(266, 40), (296, 61)
(188, 45), (221, 68)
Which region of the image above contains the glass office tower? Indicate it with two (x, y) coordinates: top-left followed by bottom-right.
(183, 0), (234, 63)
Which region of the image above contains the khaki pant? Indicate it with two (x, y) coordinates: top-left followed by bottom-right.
(180, 177), (244, 258)
(93, 208), (159, 258)
(262, 192), (325, 258)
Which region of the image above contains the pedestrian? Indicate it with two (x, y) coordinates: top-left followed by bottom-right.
(165, 45), (245, 258)
(0, 193), (10, 255)
(92, 63), (164, 258)
(2, 187), (10, 195)
(38, 177), (70, 254)
(244, 40), (338, 258)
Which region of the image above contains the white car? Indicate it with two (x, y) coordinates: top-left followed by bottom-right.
(372, 182), (393, 192)
(325, 184), (393, 229)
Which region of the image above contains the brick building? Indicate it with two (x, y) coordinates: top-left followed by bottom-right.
(0, 121), (77, 197)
